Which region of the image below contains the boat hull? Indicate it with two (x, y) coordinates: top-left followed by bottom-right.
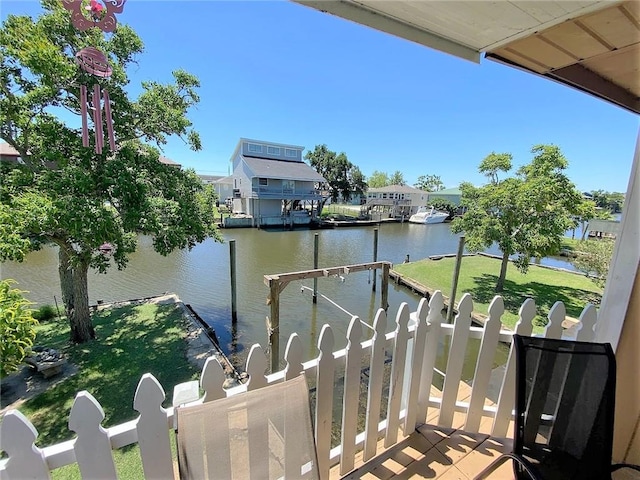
(408, 206), (449, 224)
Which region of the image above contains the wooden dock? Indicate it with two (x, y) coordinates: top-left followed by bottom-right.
(389, 269), (491, 327)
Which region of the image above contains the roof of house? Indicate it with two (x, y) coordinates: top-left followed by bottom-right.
(428, 187), (462, 196)
(367, 184), (424, 194)
(0, 142), (21, 157)
(158, 156), (181, 167)
(242, 156), (326, 182)
(199, 174), (225, 182)
(211, 175), (233, 184)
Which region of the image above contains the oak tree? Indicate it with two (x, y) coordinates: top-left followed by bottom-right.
(414, 174), (445, 192)
(0, 0), (221, 343)
(305, 144), (367, 202)
(451, 145), (585, 292)
(389, 170), (405, 186)
(368, 170), (390, 188)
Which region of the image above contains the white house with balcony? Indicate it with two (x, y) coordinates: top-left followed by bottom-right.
(366, 184), (427, 218)
(229, 138), (328, 227)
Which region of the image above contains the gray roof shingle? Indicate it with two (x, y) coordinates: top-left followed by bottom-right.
(243, 156), (326, 182)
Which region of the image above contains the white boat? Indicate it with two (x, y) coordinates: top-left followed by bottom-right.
(408, 206), (449, 224)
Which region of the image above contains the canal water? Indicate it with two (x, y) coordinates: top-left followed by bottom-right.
(2, 222), (575, 374)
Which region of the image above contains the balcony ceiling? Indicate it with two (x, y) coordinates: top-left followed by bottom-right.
(293, 0), (640, 114)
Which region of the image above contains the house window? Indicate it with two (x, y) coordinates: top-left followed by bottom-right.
(283, 180), (295, 193)
(248, 143), (262, 153)
(285, 149), (297, 158)
(259, 178), (268, 186)
(382, 193), (388, 199)
(267, 146), (281, 155)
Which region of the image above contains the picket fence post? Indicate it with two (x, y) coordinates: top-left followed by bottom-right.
(384, 302), (410, 447)
(438, 293), (473, 427)
(464, 296), (504, 433)
(339, 316), (363, 475)
(134, 374), (174, 479)
(68, 391), (117, 479)
(363, 308), (387, 462)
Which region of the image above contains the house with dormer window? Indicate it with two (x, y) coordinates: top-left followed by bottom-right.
(228, 138), (328, 227)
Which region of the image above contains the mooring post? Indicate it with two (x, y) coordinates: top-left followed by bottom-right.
(372, 228), (379, 292)
(268, 277), (280, 372)
(313, 233), (319, 304)
(381, 262), (390, 311)
(447, 236), (465, 323)
(230, 239), (237, 323)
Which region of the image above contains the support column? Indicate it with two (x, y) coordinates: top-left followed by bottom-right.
(381, 262), (389, 311)
(313, 233), (319, 304)
(230, 240), (237, 323)
(268, 277), (280, 372)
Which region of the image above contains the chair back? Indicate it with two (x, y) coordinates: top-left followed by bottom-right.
(513, 335), (616, 480)
(176, 374), (319, 479)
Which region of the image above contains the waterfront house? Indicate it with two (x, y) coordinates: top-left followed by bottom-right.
(198, 174), (234, 206)
(213, 175), (234, 206)
(366, 184), (427, 218)
(1, 1), (638, 478)
(228, 138), (328, 227)
(0, 142), (22, 164)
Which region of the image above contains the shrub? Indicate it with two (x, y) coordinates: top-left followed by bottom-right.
(32, 304), (58, 321)
(0, 280), (38, 378)
(572, 239), (615, 288)
(430, 198), (457, 218)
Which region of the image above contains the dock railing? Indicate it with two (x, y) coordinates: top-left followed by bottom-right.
(0, 291), (598, 479)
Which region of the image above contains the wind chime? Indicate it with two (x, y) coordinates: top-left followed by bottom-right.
(62, 0), (127, 154)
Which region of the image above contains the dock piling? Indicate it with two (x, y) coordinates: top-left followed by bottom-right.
(313, 233), (319, 304)
(372, 228), (379, 292)
(230, 240), (237, 323)
(447, 236), (465, 323)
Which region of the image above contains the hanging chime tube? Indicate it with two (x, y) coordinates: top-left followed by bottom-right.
(80, 85), (89, 147)
(92, 84), (103, 154)
(102, 89), (116, 152)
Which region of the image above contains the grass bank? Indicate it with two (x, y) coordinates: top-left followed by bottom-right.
(12, 302), (198, 479)
(393, 255), (602, 331)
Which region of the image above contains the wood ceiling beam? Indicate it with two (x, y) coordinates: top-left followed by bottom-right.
(487, 52), (639, 114)
(549, 62), (639, 113)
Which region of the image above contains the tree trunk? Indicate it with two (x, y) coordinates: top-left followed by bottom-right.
(58, 246), (74, 314)
(495, 250), (510, 292)
(69, 261), (94, 343)
(581, 221), (588, 241)
(58, 248), (95, 343)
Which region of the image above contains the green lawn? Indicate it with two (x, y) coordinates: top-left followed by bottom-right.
(393, 255), (602, 331)
(10, 302), (198, 479)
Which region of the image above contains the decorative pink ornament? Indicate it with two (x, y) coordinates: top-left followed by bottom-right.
(62, 0), (127, 33)
(64, 0), (126, 155)
(99, 243), (114, 256)
(76, 47), (112, 78)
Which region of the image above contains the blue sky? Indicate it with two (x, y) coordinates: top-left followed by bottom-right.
(2, 0), (639, 192)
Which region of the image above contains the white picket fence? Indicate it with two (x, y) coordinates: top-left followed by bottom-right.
(0, 291), (598, 479)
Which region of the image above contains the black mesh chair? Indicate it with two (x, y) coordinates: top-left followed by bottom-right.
(476, 335), (640, 480)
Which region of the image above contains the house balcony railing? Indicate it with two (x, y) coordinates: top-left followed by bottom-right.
(0, 291), (599, 479)
(248, 187), (327, 200)
(365, 198), (412, 206)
